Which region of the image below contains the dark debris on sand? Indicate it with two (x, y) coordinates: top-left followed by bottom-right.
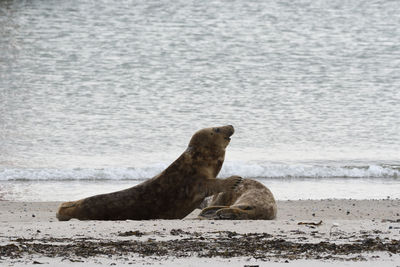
(1, 231), (399, 262)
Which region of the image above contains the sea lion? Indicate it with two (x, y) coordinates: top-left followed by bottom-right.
(56, 125), (242, 221)
(198, 179), (277, 220)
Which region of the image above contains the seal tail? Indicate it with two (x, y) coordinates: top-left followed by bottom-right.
(56, 201), (77, 221)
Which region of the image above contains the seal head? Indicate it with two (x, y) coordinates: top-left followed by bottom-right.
(188, 125), (234, 150)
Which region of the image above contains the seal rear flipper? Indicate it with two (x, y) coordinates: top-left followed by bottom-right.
(198, 205), (228, 219)
(215, 207), (250, 220)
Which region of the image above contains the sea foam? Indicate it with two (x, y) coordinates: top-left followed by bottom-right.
(0, 162), (398, 181)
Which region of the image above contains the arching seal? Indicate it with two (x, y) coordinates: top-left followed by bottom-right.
(56, 125), (242, 221)
(198, 179), (277, 220)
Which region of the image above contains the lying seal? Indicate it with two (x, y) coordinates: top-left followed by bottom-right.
(198, 178), (277, 220)
(56, 125), (242, 221)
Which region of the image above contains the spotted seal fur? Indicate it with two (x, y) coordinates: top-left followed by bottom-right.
(198, 179), (277, 220)
(56, 125), (242, 221)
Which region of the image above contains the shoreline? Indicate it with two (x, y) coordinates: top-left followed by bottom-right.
(1, 199), (399, 266)
(2, 177), (400, 201)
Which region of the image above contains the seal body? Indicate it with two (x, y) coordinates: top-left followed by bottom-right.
(198, 179), (277, 220)
(56, 125), (242, 221)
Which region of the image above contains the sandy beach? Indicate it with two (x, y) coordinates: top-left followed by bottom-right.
(0, 199), (399, 266)
(2, 0), (400, 266)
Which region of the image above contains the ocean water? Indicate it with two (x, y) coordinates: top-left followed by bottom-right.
(1, 0), (399, 201)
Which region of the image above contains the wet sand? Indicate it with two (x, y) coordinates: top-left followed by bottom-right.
(0, 199), (399, 266)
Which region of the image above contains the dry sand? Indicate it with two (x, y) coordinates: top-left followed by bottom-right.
(0, 199), (399, 266)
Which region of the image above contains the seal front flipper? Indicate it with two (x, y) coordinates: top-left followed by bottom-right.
(202, 175), (242, 197)
(215, 175), (243, 192)
(223, 175), (243, 190)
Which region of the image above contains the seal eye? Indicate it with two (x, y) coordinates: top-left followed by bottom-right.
(213, 128), (220, 133)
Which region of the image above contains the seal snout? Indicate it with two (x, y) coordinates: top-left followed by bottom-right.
(222, 125), (234, 140)
(226, 125), (234, 136)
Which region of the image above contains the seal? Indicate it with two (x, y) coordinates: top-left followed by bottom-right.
(198, 178), (277, 220)
(56, 125), (242, 221)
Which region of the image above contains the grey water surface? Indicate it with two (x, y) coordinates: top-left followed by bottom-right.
(0, 0), (399, 200)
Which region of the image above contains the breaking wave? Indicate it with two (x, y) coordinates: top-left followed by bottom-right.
(0, 162), (399, 181)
